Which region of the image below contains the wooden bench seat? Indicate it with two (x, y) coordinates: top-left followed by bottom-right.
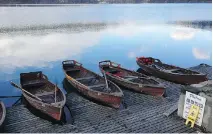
(35, 91), (55, 97)
(22, 80), (46, 88)
(123, 76), (138, 81)
(88, 84), (106, 88)
(76, 76), (96, 81)
(65, 68), (81, 72)
(163, 69), (180, 73)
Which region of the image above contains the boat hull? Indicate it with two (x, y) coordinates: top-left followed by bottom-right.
(65, 76), (122, 108)
(104, 73), (165, 96)
(23, 93), (62, 121)
(136, 61), (207, 85)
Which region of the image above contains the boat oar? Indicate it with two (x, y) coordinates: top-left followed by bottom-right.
(10, 81), (42, 101)
(103, 71), (109, 89)
(12, 97), (22, 106)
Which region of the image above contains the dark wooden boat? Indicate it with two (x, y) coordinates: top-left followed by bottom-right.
(136, 56), (207, 84)
(18, 71), (66, 121)
(62, 60), (123, 108)
(99, 60), (166, 96)
(0, 101), (6, 130)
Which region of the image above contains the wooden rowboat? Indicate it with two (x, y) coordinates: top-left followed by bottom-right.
(62, 60), (123, 108)
(99, 60), (165, 96)
(13, 71), (66, 121)
(0, 101), (6, 130)
(136, 57), (207, 84)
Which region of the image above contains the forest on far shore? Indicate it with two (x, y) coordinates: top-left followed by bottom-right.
(0, 0), (211, 4)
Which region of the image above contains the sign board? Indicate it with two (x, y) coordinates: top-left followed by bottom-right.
(183, 91), (206, 126)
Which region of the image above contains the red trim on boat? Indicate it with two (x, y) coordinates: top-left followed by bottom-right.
(112, 72), (123, 77)
(105, 72), (110, 75)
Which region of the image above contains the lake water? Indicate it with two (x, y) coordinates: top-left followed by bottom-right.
(0, 4), (212, 107)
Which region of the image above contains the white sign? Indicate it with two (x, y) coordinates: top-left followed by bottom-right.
(183, 91), (206, 126)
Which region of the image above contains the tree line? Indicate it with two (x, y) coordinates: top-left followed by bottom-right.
(0, 0), (211, 4)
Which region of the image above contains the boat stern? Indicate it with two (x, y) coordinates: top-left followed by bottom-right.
(49, 110), (62, 121)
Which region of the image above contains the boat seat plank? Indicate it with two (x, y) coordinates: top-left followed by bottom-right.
(123, 76), (138, 81)
(108, 69), (120, 74)
(22, 80), (46, 88)
(163, 69), (180, 73)
(76, 76), (96, 81)
(35, 91), (55, 97)
(65, 68), (81, 72)
(88, 84), (106, 88)
(124, 77), (137, 81)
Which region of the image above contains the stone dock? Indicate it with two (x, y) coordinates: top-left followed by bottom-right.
(3, 64), (212, 133)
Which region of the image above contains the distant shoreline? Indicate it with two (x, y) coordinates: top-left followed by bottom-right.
(0, 3), (211, 7)
(0, 21), (211, 34)
(169, 20), (212, 31)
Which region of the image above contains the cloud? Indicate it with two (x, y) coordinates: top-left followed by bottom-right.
(139, 45), (150, 52)
(1, 23), (158, 73)
(0, 31), (101, 73)
(0, 7), (7, 15)
(170, 27), (196, 40)
(127, 51), (136, 59)
(192, 48), (211, 60)
(171, 31), (195, 40)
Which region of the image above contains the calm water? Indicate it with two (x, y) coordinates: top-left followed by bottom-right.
(0, 4), (212, 107)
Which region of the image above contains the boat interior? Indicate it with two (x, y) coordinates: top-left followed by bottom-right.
(20, 72), (64, 103)
(154, 63), (200, 74)
(139, 57), (200, 75)
(63, 62), (121, 94)
(101, 65), (159, 85)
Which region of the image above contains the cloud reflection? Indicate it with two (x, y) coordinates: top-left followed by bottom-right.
(0, 32), (101, 72)
(170, 31), (195, 40)
(105, 24), (160, 37)
(127, 45), (151, 59)
(1, 24), (155, 72)
(192, 48), (211, 60)
(127, 51), (136, 59)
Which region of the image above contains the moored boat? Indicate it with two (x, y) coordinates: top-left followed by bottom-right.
(99, 60), (165, 96)
(136, 56), (207, 84)
(62, 60), (123, 108)
(11, 71), (66, 121)
(0, 101), (6, 131)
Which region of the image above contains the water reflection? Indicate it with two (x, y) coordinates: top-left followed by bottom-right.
(0, 31), (101, 72)
(170, 28), (195, 40)
(0, 24), (211, 75)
